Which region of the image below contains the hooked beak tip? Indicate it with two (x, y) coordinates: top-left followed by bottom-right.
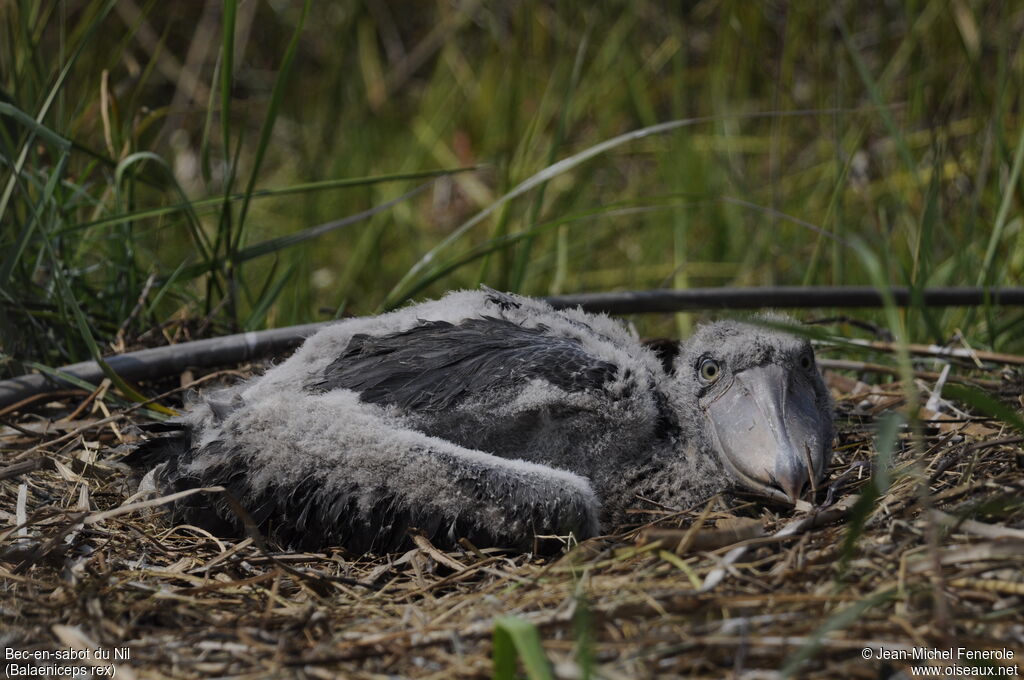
(778, 470), (808, 505)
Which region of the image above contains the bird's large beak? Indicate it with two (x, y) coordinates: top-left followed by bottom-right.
(704, 364), (830, 504)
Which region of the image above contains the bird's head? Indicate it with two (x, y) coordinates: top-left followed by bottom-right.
(673, 317), (834, 505)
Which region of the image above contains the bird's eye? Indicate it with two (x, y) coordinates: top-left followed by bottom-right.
(799, 352), (814, 370)
(699, 358), (721, 383)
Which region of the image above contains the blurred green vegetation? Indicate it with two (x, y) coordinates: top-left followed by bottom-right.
(1, 0), (1023, 375)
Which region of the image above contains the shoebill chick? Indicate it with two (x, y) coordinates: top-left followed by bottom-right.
(128, 289), (834, 553)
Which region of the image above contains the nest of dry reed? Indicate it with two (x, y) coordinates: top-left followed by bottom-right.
(1, 350), (1023, 679)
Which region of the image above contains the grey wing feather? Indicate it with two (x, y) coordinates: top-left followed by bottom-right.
(307, 317), (620, 410)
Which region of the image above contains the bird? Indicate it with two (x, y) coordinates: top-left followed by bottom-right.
(127, 288), (834, 554)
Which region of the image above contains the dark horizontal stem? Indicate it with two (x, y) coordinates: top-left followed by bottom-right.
(0, 323), (326, 410)
(545, 286), (1024, 314)
(2, 286), (1022, 409)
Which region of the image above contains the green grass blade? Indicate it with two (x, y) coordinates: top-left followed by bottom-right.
(0, 120), (70, 287)
(833, 9), (918, 185)
(244, 260), (297, 331)
(976, 122), (1024, 289)
(572, 594), (595, 680)
(114, 151), (213, 261)
(22, 360), (168, 421)
(220, 0), (236, 170)
(387, 201), (685, 308)
(779, 588), (897, 678)
(0, 100), (73, 148)
(238, 180), (432, 260)
(840, 412), (900, 571)
(234, 0), (312, 250)
(67, 168), (475, 234)
(0, 0), (115, 225)
(146, 257), (191, 318)
(491, 616), (554, 680)
(0, 102), (73, 252)
(34, 190), (174, 415)
(943, 383), (1024, 434)
(509, 26), (590, 291)
(200, 52), (221, 184)
(214, 0), (240, 321)
(164, 180), (433, 284)
(850, 236), (919, 411)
